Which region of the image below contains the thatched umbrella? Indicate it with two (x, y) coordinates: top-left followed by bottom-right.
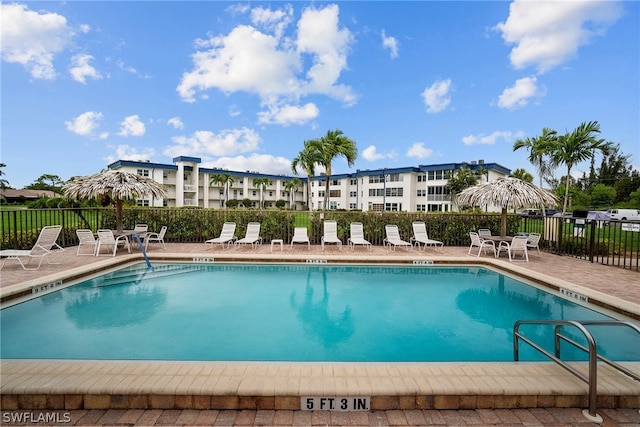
(457, 177), (558, 237)
(63, 170), (167, 232)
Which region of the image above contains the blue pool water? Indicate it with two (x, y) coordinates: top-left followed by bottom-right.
(1, 263), (638, 362)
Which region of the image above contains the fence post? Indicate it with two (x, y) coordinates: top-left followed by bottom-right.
(588, 219), (596, 263)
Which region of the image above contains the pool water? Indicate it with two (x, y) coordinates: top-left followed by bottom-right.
(1, 263), (638, 362)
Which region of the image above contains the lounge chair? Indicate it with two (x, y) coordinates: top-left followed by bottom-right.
(235, 222), (263, 249)
(347, 222), (371, 250)
(383, 225), (412, 251)
(76, 229), (98, 256)
(497, 235), (529, 262)
(96, 229), (131, 256)
(468, 231), (496, 257)
(411, 221), (444, 252)
(205, 222), (237, 249)
(0, 225), (63, 270)
(526, 232), (541, 257)
(478, 228), (492, 238)
(321, 220), (342, 251)
(290, 227), (310, 250)
(145, 226), (167, 250)
(133, 223), (148, 238)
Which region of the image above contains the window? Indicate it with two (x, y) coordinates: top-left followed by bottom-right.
(385, 187), (403, 197)
(368, 188), (384, 197)
(252, 190), (257, 196)
(428, 170), (444, 180)
(136, 199), (150, 206)
(368, 175), (384, 184)
(350, 179), (357, 185)
(417, 174), (426, 182)
(417, 189), (426, 197)
(318, 191), (325, 197)
(329, 190), (341, 197)
(349, 191), (357, 197)
(388, 173), (402, 182)
(369, 203), (384, 211)
(349, 203), (357, 209)
(329, 201), (338, 210)
(331, 179), (339, 186)
(137, 169), (149, 177)
(163, 171), (168, 179)
(269, 191), (273, 197)
(385, 203), (401, 211)
(416, 204), (426, 212)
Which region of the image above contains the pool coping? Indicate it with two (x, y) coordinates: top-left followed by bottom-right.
(2, 253), (640, 411)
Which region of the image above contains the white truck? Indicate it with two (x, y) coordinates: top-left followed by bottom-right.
(607, 209), (640, 221)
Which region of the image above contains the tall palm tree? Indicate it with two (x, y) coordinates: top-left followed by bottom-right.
(222, 174), (235, 207)
(550, 121), (611, 215)
(513, 127), (558, 190)
(446, 167), (477, 210)
(510, 168), (534, 183)
(209, 174), (227, 208)
(285, 178), (302, 210)
(0, 163), (9, 190)
(292, 140), (322, 211)
(307, 129), (357, 210)
(253, 177), (271, 209)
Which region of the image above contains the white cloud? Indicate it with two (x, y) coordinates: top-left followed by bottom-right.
(203, 153), (292, 175)
(164, 127), (261, 158)
(65, 111), (104, 137)
(494, 0), (623, 73)
(69, 54), (102, 84)
(177, 4), (356, 111)
(167, 117), (184, 129)
(497, 76), (542, 110)
(462, 130), (523, 146)
(406, 142), (434, 159)
(362, 145), (396, 162)
(0, 3), (74, 80)
(105, 145), (155, 164)
(381, 30), (399, 59)
(257, 103), (319, 125)
(118, 115), (146, 137)
(421, 78), (452, 113)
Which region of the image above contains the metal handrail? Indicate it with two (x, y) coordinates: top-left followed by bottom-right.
(513, 319), (640, 420)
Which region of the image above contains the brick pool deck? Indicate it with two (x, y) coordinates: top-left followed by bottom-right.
(1, 243), (639, 426)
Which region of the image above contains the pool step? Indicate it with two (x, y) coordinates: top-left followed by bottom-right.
(89, 264), (208, 288)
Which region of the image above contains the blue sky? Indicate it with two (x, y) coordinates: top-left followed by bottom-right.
(2, 1), (638, 189)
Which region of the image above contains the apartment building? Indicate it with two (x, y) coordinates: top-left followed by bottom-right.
(108, 156), (510, 212)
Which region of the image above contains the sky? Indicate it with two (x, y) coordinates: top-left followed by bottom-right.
(1, 1), (639, 189)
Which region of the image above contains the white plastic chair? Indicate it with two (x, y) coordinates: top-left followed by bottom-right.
(478, 229), (492, 238)
(321, 220), (342, 251)
(526, 232), (541, 257)
(468, 231), (496, 257)
(96, 229), (131, 256)
(497, 235), (529, 262)
(290, 227), (310, 250)
(76, 229), (98, 256)
(0, 225), (63, 270)
(348, 222), (371, 251)
(205, 222), (237, 249)
(383, 225), (412, 251)
(145, 226), (167, 250)
(235, 222), (263, 249)
(411, 221), (444, 252)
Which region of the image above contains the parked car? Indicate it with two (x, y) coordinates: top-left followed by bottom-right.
(518, 209), (557, 218)
(607, 209), (640, 221)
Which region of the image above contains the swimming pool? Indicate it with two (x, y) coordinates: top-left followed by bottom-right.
(1, 263), (638, 362)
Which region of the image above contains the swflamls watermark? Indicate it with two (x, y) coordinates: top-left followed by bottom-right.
(2, 411), (71, 424)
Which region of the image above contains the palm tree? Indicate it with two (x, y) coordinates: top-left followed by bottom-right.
(510, 168), (534, 183)
(292, 141), (322, 211)
(0, 163), (9, 190)
(253, 177), (271, 209)
(550, 121), (611, 215)
(285, 178), (302, 210)
(446, 167), (478, 210)
(222, 174), (235, 207)
(513, 127), (557, 190)
(307, 129), (357, 210)
(209, 174), (231, 208)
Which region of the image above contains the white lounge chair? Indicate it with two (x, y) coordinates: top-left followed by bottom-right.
(145, 226), (167, 250)
(290, 227), (310, 250)
(96, 229), (131, 256)
(235, 222), (263, 249)
(468, 231), (496, 257)
(478, 228), (492, 238)
(411, 221), (444, 252)
(348, 222), (371, 251)
(205, 222), (237, 249)
(321, 220), (342, 251)
(133, 223), (148, 238)
(526, 232), (541, 257)
(383, 225), (412, 251)
(497, 235), (529, 262)
(76, 229), (98, 256)
(0, 225), (63, 270)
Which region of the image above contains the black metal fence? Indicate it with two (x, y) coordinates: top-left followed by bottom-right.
(1, 207), (638, 272)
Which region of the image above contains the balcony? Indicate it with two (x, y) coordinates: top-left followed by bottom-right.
(183, 198), (198, 206)
(184, 185), (197, 192)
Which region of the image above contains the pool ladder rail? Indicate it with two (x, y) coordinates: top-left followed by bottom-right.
(131, 232), (152, 270)
(513, 319), (640, 423)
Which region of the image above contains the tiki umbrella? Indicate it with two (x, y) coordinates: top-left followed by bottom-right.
(63, 170), (167, 232)
(457, 177), (558, 237)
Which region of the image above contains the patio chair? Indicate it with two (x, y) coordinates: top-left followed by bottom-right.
(526, 232), (541, 257)
(290, 227), (310, 250)
(411, 221), (444, 252)
(468, 231), (496, 257)
(0, 225), (63, 270)
(145, 226), (167, 250)
(348, 222), (371, 251)
(497, 235), (529, 262)
(383, 225), (412, 251)
(321, 220), (342, 251)
(478, 228), (492, 238)
(133, 223), (148, 237)
(205, 222), (237, 249)
(96, 229), (131, 256)
(76, 229), (98, 256)
(235, 222), (263, 249)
